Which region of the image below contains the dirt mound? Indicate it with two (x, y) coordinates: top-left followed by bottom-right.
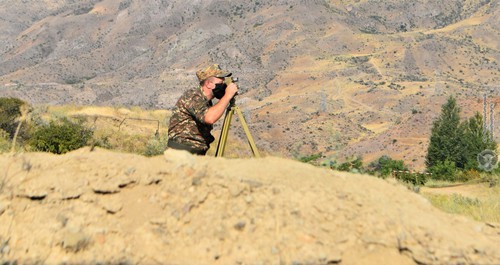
(0, 148), (499, 264)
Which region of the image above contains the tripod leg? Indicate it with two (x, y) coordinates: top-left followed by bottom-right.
(234, 106), (260, 158)
(215, 107), (234, 157)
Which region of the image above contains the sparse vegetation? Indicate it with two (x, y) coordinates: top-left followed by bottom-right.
(299, 150), (498, 223)
(0, 101), (172, 156)
(29, 118), (93, 154)
(143, 134), (169, 157)
(73, 5), (94, 15)
(368, 155), (408, 177)
(422, 185), (500, 223)
(395, 171), (427, 186)
(299, 153), (322, 164)
(335, 156), (364, 173)
(118, 0), (132, 10)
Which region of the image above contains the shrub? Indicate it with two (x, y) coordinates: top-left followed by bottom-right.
(299, 153), (322, 164)
(395, 171), (427, 186)
(336, 156), (364, 173)
(29, 118), (93, 154)
(368, 155), (408, 177)
(429, 159), (457, 181)
(455, 169), (481, 182)
(143, 134), (169, 157)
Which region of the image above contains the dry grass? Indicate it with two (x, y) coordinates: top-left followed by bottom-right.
(0, 129), (10, 153)
(10, 104), (259, 157)
(421, 182), (500, 223)
(30, 105), (171, 155)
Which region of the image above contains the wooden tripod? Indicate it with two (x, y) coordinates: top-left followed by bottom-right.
(215, 98), (260, 157)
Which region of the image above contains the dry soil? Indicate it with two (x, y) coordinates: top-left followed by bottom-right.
(0, 148), (499, 265)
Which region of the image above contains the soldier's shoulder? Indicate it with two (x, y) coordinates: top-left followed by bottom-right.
(177, 88), (204, 109)
(178, 87), (199, 101)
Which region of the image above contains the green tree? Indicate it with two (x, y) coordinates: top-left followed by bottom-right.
(0, 97), (27, 139)
(426, 96), (463, 169)
(458, 112), (497, 170)
(29, 118), (93, 154)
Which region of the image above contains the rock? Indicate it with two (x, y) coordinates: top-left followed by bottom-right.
(91, 181), (120, 194)
(324, 251), (342, 264)
(0, 201), (7, 215)
(244, 195), (253, 204)
(55, 175), (86, 200)
(60, 189), (84, 200)
(150, 217), (167, 226)
(164, 149), (197, 167)
(242, 179), (263, 189)
(62, 229), (89, 253)
(229, 183), (245, 197)
(124, 167), (136, 176)
(234, 221), (246, 231)
(214, 225), (227, 240)
(192, 176), (203, 186)
(0, 238), (10, 255)
(99, 197), (123, 214)
(116, 175), (136, 188)
(17, 189), (48, 200)
(142, 173), (163, 185)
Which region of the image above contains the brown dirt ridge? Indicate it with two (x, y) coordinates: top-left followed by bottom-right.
(0, 148), (499, 265)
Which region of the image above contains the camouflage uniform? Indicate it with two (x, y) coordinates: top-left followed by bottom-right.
(167, 87), (214, 153)
(167, 64), (231, 155)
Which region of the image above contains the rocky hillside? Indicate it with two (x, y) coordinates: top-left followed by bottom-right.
(0, 0), (499, 168)
(0, 148), (499, 264)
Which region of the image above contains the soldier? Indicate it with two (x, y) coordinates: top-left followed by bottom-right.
(167, 64), (238, 155)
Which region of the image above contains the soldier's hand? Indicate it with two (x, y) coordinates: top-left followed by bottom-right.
(225, 83), (238, 98)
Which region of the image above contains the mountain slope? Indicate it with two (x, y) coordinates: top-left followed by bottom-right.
(0, 0), (499, 168)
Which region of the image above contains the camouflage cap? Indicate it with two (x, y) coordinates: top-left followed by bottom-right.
(196, 64), (232, 81)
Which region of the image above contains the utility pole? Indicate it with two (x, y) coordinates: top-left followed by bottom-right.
(482, 85), (499, 143)
(483, 93), (488, 142)
(490, 102), (495, 141)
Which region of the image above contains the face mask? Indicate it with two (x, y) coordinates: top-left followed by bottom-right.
(213, 83), (227, 99)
